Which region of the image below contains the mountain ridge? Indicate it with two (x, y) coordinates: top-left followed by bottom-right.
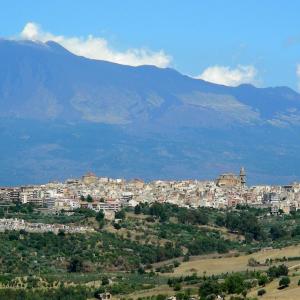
(0, 39), (300, 185)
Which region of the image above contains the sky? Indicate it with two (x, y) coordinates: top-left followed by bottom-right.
(1, 0), (300, 90)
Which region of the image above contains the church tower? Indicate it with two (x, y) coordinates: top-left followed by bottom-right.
(240, 167), (246, 187)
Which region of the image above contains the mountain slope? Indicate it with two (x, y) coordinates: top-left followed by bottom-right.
(0, 39), (300, 185)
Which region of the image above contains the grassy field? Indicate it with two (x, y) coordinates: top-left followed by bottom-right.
(169, 245), (300, 276)
(125, 284), (173, 299)
(126, 246), (300, 299)
(247, 274), (300, 299)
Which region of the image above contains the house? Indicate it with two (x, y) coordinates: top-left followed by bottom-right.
(96, 292), (111, 300)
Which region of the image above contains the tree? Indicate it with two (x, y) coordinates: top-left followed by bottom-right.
(96, 210), (105, 228)
(173, 260), (180, 268)
(68, 257), (83, 273)
(248, 257), (259, 267)
(115, 210), (126, 220)
(101, 276), (109, 285)
(183, 254), (190, 262)
(279, 276), (290, 288)
(173, 283), (181, 291)
(58, 229), (65, 237)
(96, 210), (105, 222)
(277, 264), (289, 276)
(292, 225), (300, 237)
(156, 295), (167, 300)
(257, 289), (266, 296)
(113, 222), (121, 230)
(225, 212), (240, 232)
(215, 215), (225, 227)
(159, 211), (168, 223)
(258, 274), (268, 286)
(8, 231), (19, 241)
(80, 195), (85, 201)
(134, 204), (141, 214)
(74, 207), (96, 217)
(199, 279), (222, 299)
(86, 195), (93, 202)
(195, 210), (209, 225)
(225, 273), (244, 294)
(270, 225), (287, 240)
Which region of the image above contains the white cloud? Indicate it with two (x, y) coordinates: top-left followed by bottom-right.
(19, 22), (171, 67)
(297, 64), (300, 91)
(196, 65), (258, 86)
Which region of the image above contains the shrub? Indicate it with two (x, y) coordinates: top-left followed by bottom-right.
(183, 254), (190, 262)
(173, 260), (180, 268)
(257, 289), (266, 296)
(113, 222), (121, 230)
(279, 276), (290, 288)
(248, 257), (259, 267)
(68, 257), (83, 273)
(102, 276), (109, 285)
(156, 295), (167, 300)
(258, 274), (268, 286)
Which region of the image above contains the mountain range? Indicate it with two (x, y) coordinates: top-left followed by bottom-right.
(0, 39), (300, 185)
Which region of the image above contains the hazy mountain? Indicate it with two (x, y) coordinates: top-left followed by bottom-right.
(1, 39), (300, 185)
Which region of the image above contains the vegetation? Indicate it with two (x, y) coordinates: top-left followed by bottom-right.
(257, 288), (266, 296)
(279, 276), (290, 288)
(0, 286), (93, 300)
(1, 201), (300, 299)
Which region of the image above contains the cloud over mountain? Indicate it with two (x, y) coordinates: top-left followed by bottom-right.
(197, 64), (258, 86)
(20, 22), (171, 67)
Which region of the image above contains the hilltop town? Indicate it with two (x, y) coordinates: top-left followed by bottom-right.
(1, 168), (299, 219)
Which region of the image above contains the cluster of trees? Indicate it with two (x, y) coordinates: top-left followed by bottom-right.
(155, 260), (180, 273)
(0, 228), (185, 274)
(133, 291), (194, 300)
(196, 264), (290, 299)
(222, 211), (263, 241)
(0, 203), (35, 218)
(134, 202), (210, 225)
(80, 194), (93, 202)
(133, 202), (267, 242)
(0, 286), (92, 300)
(267, 264), (288, 279)
(198, 272), (256, 299)
(140, 202), (300, 244)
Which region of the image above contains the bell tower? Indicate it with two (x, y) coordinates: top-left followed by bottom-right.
(240, 167), (246, 187)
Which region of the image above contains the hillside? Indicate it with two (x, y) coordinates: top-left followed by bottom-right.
(2, 202), (300, 299)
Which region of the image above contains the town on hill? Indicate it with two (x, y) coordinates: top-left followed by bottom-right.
(1, 168), (299, 219)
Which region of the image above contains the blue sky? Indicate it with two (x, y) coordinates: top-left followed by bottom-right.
(1, 0), (300, 90)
